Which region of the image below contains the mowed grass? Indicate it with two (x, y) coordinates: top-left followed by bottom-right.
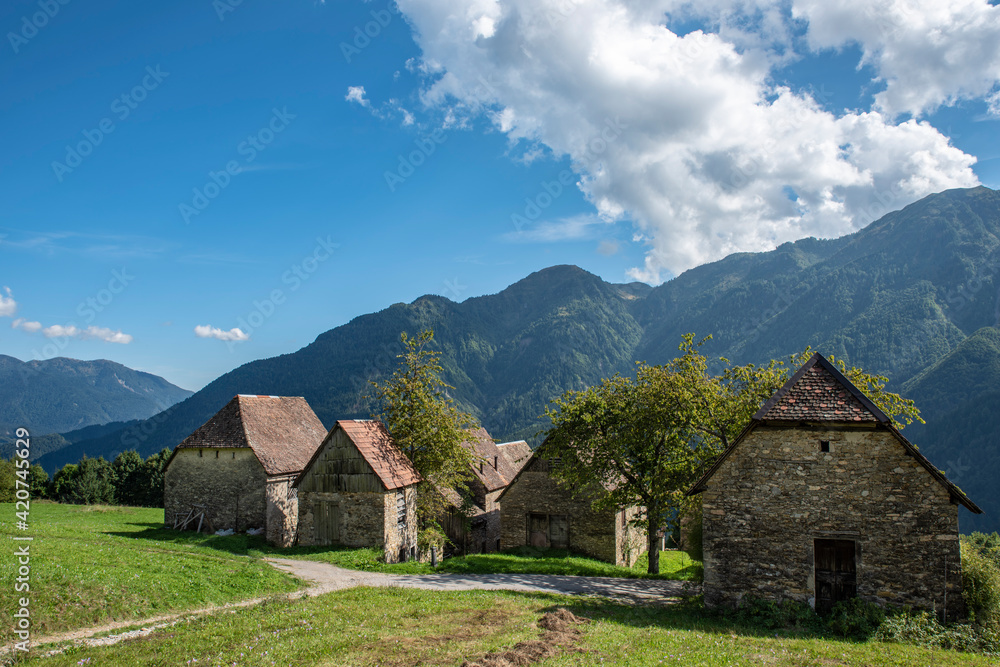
(0, 502), (300, 642)
(22, 588), (995, 667)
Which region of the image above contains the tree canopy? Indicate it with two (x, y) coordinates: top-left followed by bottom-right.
(371, 329), (482, 526)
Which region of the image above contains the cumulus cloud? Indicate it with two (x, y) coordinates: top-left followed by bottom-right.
(394, 0), (982, 280)
(11, 318), (41, 333)
(194, 325), (250, 342)
(0, 286), (16, 317)
(40, 324), (133, 343)
(791, 0), (1000, 117)
(345, 85), (371, 107)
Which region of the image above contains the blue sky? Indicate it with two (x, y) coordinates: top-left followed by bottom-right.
(1, 0), (999, 391)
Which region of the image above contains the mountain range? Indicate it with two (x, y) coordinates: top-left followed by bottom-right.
(0, 356), (192, 438)
(29, 186), (1000, 533)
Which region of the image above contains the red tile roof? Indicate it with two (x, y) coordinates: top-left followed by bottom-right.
(754, 354), (887, 423)
(462, 430), (535, 492)
(175, 395), (327, 476)
(335, 420), (421, 490)
(497, 440), (532, 477)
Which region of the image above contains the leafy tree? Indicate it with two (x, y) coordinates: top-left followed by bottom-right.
(0, 458), (14, 502)
(112, 450), (146, 506)
(52, 456), (115, 505)
(27, 463), (48, 499)
(139, 448), (172, 507)
(50, 463), (78, 501)
(545, 334), (922, 574)
(371, 329), (481, 526)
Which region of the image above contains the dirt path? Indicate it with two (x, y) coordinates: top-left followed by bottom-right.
(6, 558), (695, 657)
(266, 557), (695, 604)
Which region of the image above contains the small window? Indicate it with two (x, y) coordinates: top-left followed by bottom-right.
(199, 449), (203, 457)
(494, 456), (499, 469)
(396, 491), (407, 527)
(215, 450), (219, 458)
(820, 440), (831, 453)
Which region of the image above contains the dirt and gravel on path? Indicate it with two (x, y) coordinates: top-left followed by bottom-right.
(5, 557), (695, 658)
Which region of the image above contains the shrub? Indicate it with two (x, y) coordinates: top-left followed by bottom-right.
(876, 611), (999, 655)
(962, 536), (1000, 629)
(418, 524), (447, 556)
(731, 596), (822, 632)
(826, 597), (887, 640)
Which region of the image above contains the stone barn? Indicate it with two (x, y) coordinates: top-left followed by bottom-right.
(295, 420), (420, 563)
(163, 395), (327, 546)
(440, 429), (532, 555)
(497, 447), (646, 566)
(686, 352), (983, 619)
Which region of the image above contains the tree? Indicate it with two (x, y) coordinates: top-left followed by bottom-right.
(371, 329), (482, 526)
(544, 334), (921, 574)
(140, 448), (172, 507)
(112, 450), (146, 506)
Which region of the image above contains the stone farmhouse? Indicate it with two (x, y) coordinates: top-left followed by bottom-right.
(686, 352), (983, 619)
(295, 419), (420, 563)
(440, 428), (532, 555)
(497, 447), (646, 566)
(163, 395), (327, 547)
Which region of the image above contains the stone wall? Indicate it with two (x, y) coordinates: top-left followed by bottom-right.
(615, 505), (646, 567)
(265, 475), (298, 547)
(701, 425), (964, 619)
(164, 447), (267, 532)
(297, 485), (417, 563)
(499, 461), (645, 566)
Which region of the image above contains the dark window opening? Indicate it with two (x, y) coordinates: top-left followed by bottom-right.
(215, 450), (219, 458)
(198, 449), (202, 457)
(820, 440), (831, 453)
(396, 491), (407, 527)
(493, 456), (498, 469)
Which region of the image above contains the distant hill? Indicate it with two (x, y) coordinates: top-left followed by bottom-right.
(45, 186), (1000, 532)
(0, 356), (192, 438)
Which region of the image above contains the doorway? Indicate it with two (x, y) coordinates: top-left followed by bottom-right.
(814, 539), (857, 614)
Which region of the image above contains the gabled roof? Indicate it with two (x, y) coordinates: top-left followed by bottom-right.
(686, 353), (983, 514)
(754, 353), (888, 423)
(173, 395), (326, 476)
(462, 429), (532, 492)
(297, 419), (421, 490)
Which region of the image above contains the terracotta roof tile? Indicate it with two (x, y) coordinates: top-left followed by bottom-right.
(336, 420), (421, 490)
(497, 440), (532, 478)
(176, 395), (327, 476)
(755, 355), (884, 423)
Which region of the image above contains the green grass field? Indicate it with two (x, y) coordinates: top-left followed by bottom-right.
(17, 588), (996, 667)
(2, 502), (994, 666)
(0, 502), (300, 642)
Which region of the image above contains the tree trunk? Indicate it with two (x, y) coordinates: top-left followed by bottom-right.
(647, 508), (661, 574)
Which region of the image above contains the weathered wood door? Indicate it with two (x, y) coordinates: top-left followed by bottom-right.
(314, 501), (340, 546)
(528, 513), (548, 547)
(814, 539), (857, 614)
(548, 515), (569, 549)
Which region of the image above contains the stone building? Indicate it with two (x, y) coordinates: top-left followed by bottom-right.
(295, 420), (420, 563)
(497, 448), (646, 566)
(163, 394), (327, 547)
(440, 429), (532, 555)
(687, 353), (983, 618)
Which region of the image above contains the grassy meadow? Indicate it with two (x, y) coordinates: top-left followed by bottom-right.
(2, 502), (995, 666)
(15, 588), (997, 667)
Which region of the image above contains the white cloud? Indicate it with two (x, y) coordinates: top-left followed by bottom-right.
(11, 318), (41, 333)
(345, 85), (371, 107)
(39, 324), (133, 343)
(505, 214), (610, 242)
(791, 0), (1000, 117)
(194, 325), (249, 342)
(395, 0), (981, 281)
(82, 326), (134, 344)
(0, 286), (16, 317)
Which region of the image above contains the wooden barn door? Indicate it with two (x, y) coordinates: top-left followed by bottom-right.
(314, 501), (340, 546)
(548, 515), (569, 549)
(814, 539), (857, 614)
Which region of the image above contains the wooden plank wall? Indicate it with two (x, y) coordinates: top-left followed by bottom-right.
(299, 429), (384, 493)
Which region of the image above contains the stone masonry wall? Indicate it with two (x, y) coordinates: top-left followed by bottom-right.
(164, 448), (267, 532)
(701, 425), (964, 618)
(500, 468), (628, 565)
(297, 485), (417, 563)
(265, 475), (298, 547)
(615, 505), (647, 567)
